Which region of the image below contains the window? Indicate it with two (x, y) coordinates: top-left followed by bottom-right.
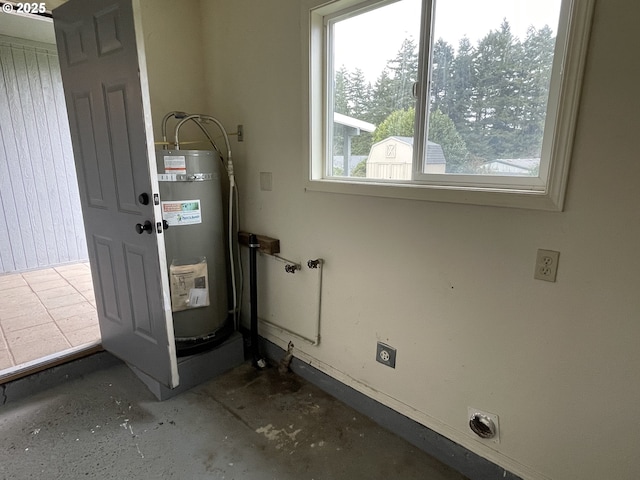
(306, 0), (595, 210)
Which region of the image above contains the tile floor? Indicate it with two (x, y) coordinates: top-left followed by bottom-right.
(0, 263), (100, 370)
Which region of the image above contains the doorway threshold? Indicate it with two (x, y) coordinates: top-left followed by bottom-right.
(0, 342), (103, 385)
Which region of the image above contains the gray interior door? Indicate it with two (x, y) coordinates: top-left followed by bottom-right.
(52, 0), (179, 388)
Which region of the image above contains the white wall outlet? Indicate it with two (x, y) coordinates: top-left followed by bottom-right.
(534, 249), (560, 282)
(467, 407), (500, 444)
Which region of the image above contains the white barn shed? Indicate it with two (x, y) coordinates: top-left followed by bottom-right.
(366, 136), (446, 180)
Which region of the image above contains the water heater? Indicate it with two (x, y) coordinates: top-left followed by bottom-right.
(157, 149), (231, 355)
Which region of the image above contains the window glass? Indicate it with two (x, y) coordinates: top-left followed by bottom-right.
(328, 0), (562, 180)
(425, 0), (562, 177)
(329, 0), (421, 179)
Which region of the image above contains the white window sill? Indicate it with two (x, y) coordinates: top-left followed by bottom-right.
(304, 178), (565, 211)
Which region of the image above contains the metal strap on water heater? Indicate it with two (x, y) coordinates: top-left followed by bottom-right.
(158, 173), (214, 182)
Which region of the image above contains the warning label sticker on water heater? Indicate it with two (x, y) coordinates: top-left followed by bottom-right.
(163, 156), (187, 174)
(161, 200), (202, 226)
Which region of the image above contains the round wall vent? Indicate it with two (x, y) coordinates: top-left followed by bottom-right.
(469, 412), (497, 439)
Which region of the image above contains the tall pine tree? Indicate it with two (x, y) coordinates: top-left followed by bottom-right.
(517, 25), (555, 157)
(449, 37), (474, 135)
(431, 38), (455, 116)
(386, 38), (419, 112)
(468, 20), (523, 160)
(370, 68), (396, 125)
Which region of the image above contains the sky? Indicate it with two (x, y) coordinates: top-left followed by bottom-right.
(333, 0), (563, 82)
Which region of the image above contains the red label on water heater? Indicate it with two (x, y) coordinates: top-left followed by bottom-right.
(163, 156), (186, 174)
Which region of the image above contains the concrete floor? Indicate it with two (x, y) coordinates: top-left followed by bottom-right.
(0, 263), (99, 370)
(0, 360), (468, 480)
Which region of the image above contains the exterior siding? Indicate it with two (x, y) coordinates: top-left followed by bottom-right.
(0, 35), (87, 273)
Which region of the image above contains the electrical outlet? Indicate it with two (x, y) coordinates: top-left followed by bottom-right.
(534, 249), (560, 282)
(376, 342), (396, 368)
(237, 124), (244, 142)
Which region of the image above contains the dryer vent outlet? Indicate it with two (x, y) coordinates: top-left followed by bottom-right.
(468, 407), (500, 443)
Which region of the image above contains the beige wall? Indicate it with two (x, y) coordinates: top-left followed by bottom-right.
(139, 0), (207, 144)
(193, 1), (640, 479)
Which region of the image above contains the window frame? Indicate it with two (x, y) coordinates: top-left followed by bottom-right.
(304, 0), (595, 211)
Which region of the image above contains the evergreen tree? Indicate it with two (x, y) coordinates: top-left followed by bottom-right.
(332, 66), (349, 157)
(370, 68), (396, 125)
(517, 25), (555, 157)
(469, 20), (523, 161)
(387, 38), (419, 112)
(428, 109), (470, 173)
(344, 68), (374, 155)
(431, 38), (455, 116)
(334, 65), (349, 114)
(333, 66), (374, 157)
(346, 68), (371, 118)
(449, 37), (474, 133)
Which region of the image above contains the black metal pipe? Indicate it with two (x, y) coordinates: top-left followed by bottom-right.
(248, 234), (264, 367)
